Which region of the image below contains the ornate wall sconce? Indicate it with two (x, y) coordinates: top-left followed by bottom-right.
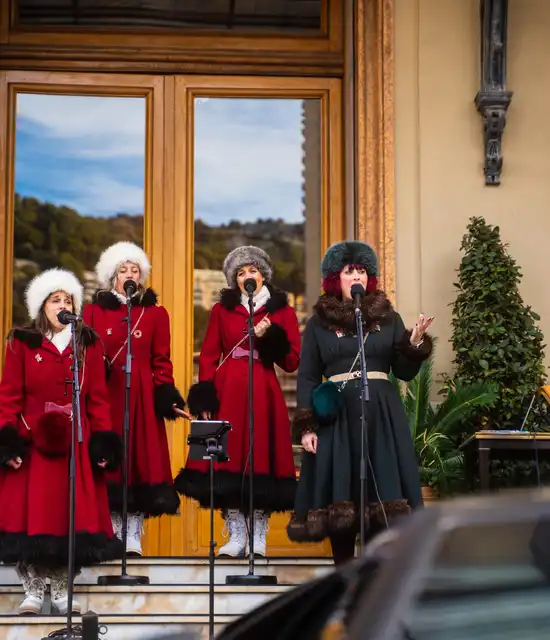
(475, 0), (513, 186)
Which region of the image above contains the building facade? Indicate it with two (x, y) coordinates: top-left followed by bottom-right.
(1, 0), (548, 558)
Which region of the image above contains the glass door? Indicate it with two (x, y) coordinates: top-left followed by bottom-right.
(0, 71), (344, 556)
(0, 70), (174, 555)
(172, 76), (343, 556)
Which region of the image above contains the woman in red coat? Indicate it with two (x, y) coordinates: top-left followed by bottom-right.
(83, 241), (187, 557)
(175, 246), (300, 557)
(0, 268), (123, 615)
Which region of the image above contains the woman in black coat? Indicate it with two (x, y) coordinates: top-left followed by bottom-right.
(287, 241), (434, 565)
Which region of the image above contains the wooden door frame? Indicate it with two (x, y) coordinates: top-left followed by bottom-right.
(353, 0), (396, 300)
(0, 0), (397, 557)
(0, 70), (189, 555)
(0, 0), (344, 77)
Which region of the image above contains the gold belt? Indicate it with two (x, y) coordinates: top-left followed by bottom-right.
(328, 370), (388, 384)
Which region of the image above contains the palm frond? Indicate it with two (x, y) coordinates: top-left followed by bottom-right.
(408, 357), (433, 442)
(439, 453), (464, 472)
(429, 382), (499, 437)
(403, 379), (417, 425)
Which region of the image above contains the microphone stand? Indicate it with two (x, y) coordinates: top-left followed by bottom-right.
(354, 297), (370, 557)
(226, 285), (276, 586)
(42, 320), (84, 639)
(187, 422), (231, 640)
(98, 286), (148, 587)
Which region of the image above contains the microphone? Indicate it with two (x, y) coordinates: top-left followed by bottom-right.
(350, 283), (366, 309)
(57, 310), (81, 325)
(244, 278), (257, 296)
(123, 279), (138, 298)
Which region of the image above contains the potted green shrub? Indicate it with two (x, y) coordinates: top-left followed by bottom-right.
(450, 216), (546, 431)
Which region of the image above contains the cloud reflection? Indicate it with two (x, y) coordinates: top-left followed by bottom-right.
(15, 93), (307, 223)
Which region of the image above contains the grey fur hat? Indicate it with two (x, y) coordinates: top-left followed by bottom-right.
(223, 246), (273, 288)
(321, 241), (378, 278)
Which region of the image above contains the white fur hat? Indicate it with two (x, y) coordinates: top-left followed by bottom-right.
(25, 268), (84, 321)
(95, 241), (151, 288)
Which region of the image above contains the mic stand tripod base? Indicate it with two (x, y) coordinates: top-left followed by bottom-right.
(226, 572), (277, 586)
(40, 611), (102, 640)
(97, 573), (149, 586)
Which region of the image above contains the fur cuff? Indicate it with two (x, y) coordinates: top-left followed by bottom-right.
(187, 380), (220, 417)
(399, 330), (433, 362)
(0, 426), (27, 465)
(34, 412), (71, 457)
(292, 407), (318, 439)
(88, 431), (123, 471)
(104, 356), (112, 381)
(154, 383), (186, 421)
(256, 323), (291, 367)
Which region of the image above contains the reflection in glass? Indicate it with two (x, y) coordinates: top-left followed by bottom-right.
(193, 97), (322, 454)
(13, 93), (146, 326)
(16, 0), (322, 32)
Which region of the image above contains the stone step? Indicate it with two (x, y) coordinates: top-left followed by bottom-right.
(0, 584), (291, 616)
(0, 557), (332, 587)
(0, 614), (236, 640)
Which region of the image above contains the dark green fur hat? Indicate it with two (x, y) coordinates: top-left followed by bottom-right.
(321, 241), (378, 277)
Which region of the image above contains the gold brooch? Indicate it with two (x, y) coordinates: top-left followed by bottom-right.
(35, 354), (42, 362)
(134, 330), (142, 339)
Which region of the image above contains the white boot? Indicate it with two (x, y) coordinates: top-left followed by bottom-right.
(218, 510), (247, 558)
(50, 571), (81, 615)
(246, 510), (269, 557)
(111, 512), (122, 540)
(126, 513), (144, 556)
(18, 567), (46, 615)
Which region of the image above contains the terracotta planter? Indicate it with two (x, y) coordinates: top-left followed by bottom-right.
(421, 486), (438, 505)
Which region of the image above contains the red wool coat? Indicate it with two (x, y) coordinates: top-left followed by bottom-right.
(0, 326), (123, 568)
(83, 288), (184, 517)
(175, 286), (300, 513)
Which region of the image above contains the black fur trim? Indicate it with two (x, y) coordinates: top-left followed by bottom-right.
(256, 323), (291, 367)
(287, 499), (411, 543)
(8, 328), (42, 348)
(92, 288), (158, 310)
(0, 427), (27, 465)
(219, 284), (289, 312)
(154, 383), (186, 420)
(219, 288), (241, 310)
(107, 481), (180, 517)
(88, 431), (123, 471)
(8, 325), (97, 348)
(399, 330), (433, 362)
(173, 468), (296, 513)
(314, 290), (393, 334)
(0, 531), (123, 568)
(80, 325), (98, 346)
(292, 408), (318, 439)
(370, 499), (411, 526)
(140, 288), (158, 307)
(327, 501), (358, 535)
(187, 380), (220, 417)
(265, 286), (290, 314)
